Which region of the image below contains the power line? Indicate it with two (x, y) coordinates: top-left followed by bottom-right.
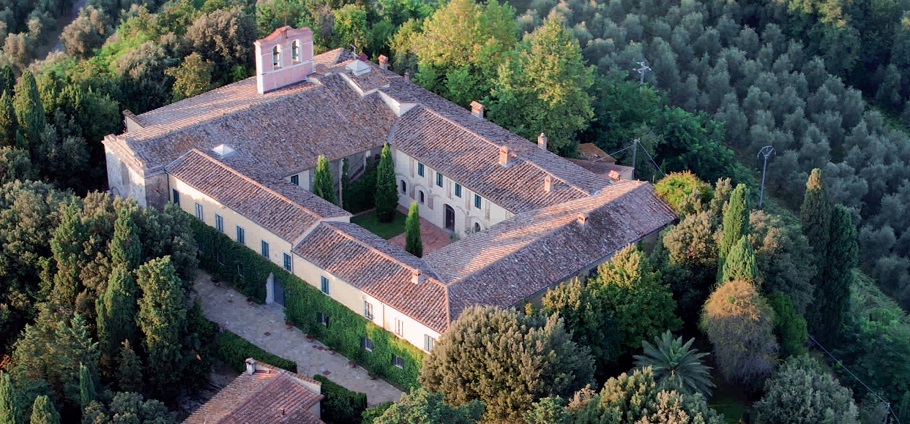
(809, 335), (902, 424)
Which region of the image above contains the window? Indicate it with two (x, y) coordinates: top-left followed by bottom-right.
(400, 180), (407, 194)
(272, 46), (281, 69)
(237, 263), (244, 276)
(172, 189), (180, 206)
(292, 40), (300, 63)
(419, 191), (425, 204)
(424, 335), (435, 351)
(290, 175), (299, 185)
(392, 354), (404, 369)
(395, 318), (404, 336)
(455, 183), (462, 198)
(474, 194), (482, 209)
(361, 336), (374, 352)
(215, 214), (224, 232)
(363, 301), (374, 320)
(261, 240), (269, 258)
(216, 250), (225, 265)
(236, 226), (245, 245)
(320, 276), (330, 295)
(194, 203), (203, 220)
(418, 162), (424, 177)
(436, 172), (443, 187)
(474, 222), (481, 233)
(317, 312), (329, 327)
(283, 253), (292, 272)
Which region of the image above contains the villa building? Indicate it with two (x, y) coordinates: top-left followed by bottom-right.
(103, 26), (676, 354)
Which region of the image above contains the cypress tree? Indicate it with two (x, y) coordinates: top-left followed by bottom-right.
(29, 396), (59, 424)
(136, 256), (188, 398)
(78, 364), (96, 409)
(312, 155), (337, 205)
(96, 266), (139, 377)
(12, 70), (46, 152)
(405, 201), (422, 257)
(800, 168), (830, 280)
(721, 235), (758, 283)
(49, 203), (88, 308)
(718, 184), (748, 279)
(375, 143), (398, 222)
(110, 207), (141, 270)
(117, 340), (143, 393)
(0, 66), (13, 94)
(0, 372), (13, 424)
(0, 91), (17, 147)
(813, 205), (857, 344)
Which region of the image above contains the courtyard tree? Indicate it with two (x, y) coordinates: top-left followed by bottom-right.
(405, 201), (422, 257)
(312, 155), (337, 205)
(375, 143), (398, 222)
(633, 331), (715, 397)
(421, 306), (593, 422)
(753, 355), (858, 423)
(701, 279), (778, 391)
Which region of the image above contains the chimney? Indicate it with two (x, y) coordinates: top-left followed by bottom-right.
(404, 71), (410, 82)
(378, 54), (388, 70)
(245, 358), (257, 375)
(608, 170), (621, 181)
(499, 145), (511, 167)
(577, 213), (587, 226)
(538, 133), (548, 151)
(411, 269), (423, 284)
(279, 407), (286, 417)
(544, 175), (552, 193)
(470, 101), (484, 119)
(254, 26), (315, 94)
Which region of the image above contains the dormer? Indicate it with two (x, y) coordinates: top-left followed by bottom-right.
(254, 26), (314, 94)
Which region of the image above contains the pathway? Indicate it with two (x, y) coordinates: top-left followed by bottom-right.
(193, 271), (403, 406)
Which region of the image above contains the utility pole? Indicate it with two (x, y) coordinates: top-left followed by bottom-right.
(634, 61), (651, 85)
(757, 145), (775, 209)
(630, 138), (639, 179)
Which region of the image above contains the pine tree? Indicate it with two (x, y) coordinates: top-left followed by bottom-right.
(97, 266), (139, 377)
(375, 143), (398, 222)
(0, 91), (17, 147)
(78, 363), (96, 409)
(800, 168), (830, 282)
(110, 207), (141, 270)
(719, 184), (749, 262)
(721, 235), (757, 283)
(0, 372), (14, 424)
(29, 396), (59, 424)
(312, 155), (337, 205)
(117, 340), (143, 393)
(48, 203), (88, 308)
(136, 256), (188, 398)
(405, 201), (422, 257)
(814, 205), (857, 344)
(12, 70), (46, 153)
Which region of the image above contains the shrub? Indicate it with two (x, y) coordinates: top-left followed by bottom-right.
(314, 374), (368, 424)
(214, 330), (297, 374)
(654, 171), (713, 215)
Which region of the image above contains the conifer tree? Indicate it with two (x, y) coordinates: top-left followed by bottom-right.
(0, 91), (17, 147)
(117, 340), (143, 393)
(814, 205), (858, 344)
(97, 267), (139, 377)
(0, 66), (13, 94)
(312, 155), (337, 205)
(29, 396), (59, 424)
(78, 364), (96, 409)
(800, 169), (830, 281)
(0, 372), (14, 424)
(110, 207), (141, 270)
(375, 143), (398, 222)
(405, 201), (422, 257)
(136, 256), (188, 398)
(719, 184), (749, 262)
(12, 70), (46, 153)
(49, 202), (88, 308)
(721, 235), (757, 283)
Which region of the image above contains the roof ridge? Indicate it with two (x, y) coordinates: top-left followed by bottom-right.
(323, 221), (444, 284)
(174, 149), (334, 222)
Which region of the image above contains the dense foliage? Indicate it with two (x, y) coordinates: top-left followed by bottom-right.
(632, 331), (714, 398)
(373, 387), (484, 424)
(313, 374), (368, 424)
(753, 355), (859, 423)
(214, 330), (298, 374)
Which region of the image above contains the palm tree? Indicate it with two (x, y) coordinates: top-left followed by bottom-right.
(633, 331), (715, 397)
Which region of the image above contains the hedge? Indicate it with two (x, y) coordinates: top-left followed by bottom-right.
(214, 330), (298, 374)
(190, 216), (425, 388)
(314, 374), (368, 424)
(343, 157), (377, 214)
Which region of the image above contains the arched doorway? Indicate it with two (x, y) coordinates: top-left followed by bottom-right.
(444, 205), (455, 231)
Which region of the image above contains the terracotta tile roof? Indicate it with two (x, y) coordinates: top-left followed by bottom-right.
(425, 181), (677, 318)
(569, 159), (635, 181)
(184, 362), (323, 424)
(166, 149), (350, 242)
(577, 143), (616, 162)
(293, 221), (450, 332)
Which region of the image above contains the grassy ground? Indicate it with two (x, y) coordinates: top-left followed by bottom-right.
(351, 209), (407, 239)
(709, 374), (753, 423)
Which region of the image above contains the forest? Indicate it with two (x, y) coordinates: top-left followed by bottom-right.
(0, 0), (907, 422)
